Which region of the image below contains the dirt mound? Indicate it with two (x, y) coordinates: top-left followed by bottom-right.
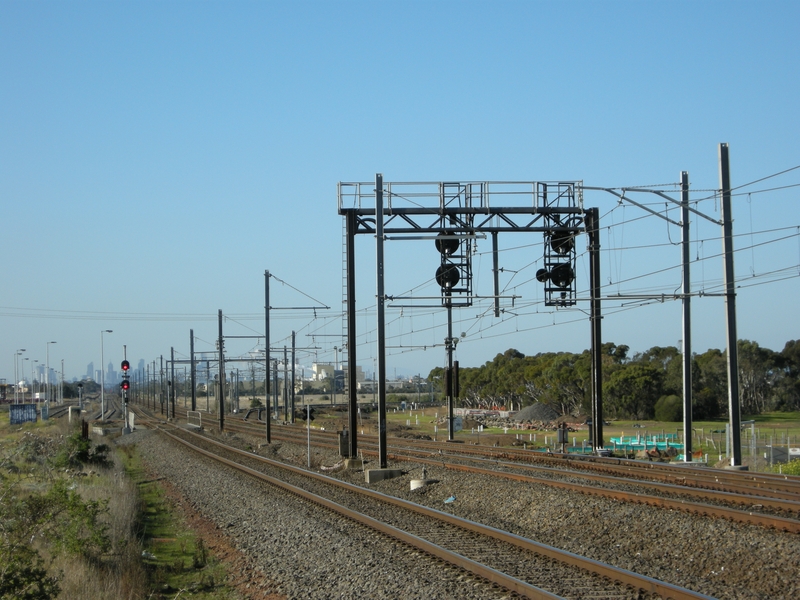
(514, 403), (559, 423)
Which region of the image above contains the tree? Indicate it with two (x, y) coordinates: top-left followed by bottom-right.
(654, 394), (682, 421)
(694, 349), (727, 417)
(774, 340), (800, 411)
(603, 363), (662, 419)
(737, 340), (777, 415)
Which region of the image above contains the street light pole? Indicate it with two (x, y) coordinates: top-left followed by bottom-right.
(14, 349), (25, 403)
(46, 341), (56, 404)
(22, 357), (30, 402)
(100, 330), (113, 422)
(31, 360), (39, 402)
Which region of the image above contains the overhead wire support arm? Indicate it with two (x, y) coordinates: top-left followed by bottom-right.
(267, 272), (331, 310)
(581, 185), (723, 226)
(269, 306), (332, 310)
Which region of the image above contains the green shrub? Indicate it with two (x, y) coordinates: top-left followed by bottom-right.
(654, 395), (682, 422)
(0, 543), (61, 600)
(775, 459), (800, 476)
(52, 433), (110, 469)
(27, 479), (111, 559)
(192, 538), (207, 569)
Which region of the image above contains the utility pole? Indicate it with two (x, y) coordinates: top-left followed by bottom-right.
(680, 171), (693, 461)
(375, 173), (388, 468)
(218, 309), (225, 432)
(345, 211), (358, 459)
(190, 329), (196, 411)
(719, 143), (743, 468)
(291, 331), (296, 422)
(446, 302), (455, 441)
(159, 356), (164, 416)
(170, 347), (176, 419)
(283, 346), (289, 421)
(587, 208), (604, 452)
(264, 270), (271, 438)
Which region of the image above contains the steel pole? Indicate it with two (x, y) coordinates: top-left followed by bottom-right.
(218, 309), (225, 432)
(346, 211), (358, 458)
(375, 173), (388, 468)
(447, 302), (454, 441)
(170, 347), (176, 419)
(719, 143), (743, 467)
(291, 331), (296, 422)
(264, 270), (272, 435)
(587, 208), (604, 452)
(190, 329), (196, 412)
(681, 171), (693, 461)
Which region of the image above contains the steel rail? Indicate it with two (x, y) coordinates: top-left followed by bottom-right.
(219, 416), (800, 505)
(154, 422), (713, 600)
(169, 406), (800, 498)
(211, 419), (800, 532)
(154, 424), (560, 599)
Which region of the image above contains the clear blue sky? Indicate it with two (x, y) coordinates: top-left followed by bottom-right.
(2, 0), (799, 383)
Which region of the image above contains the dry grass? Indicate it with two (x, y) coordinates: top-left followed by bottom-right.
(50, 425), (149, 599)
(53, 543), (147, 600)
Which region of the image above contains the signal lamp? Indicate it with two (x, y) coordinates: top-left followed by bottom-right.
(550, 263), (575, 288)
(120, 380), (130, 391)
(121, 360), (130, 372)
(550, 231), (575, 255)
(435, 232), (459, 256)
(535, 268), (549, 283)
(435, 264), (460, 289)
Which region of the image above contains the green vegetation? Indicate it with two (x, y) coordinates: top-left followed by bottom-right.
(430, 339), (800, 420)
(0, 412), (241, 600)
(774, 459), (800, 476)
(120, 446), (238, 599)
(52, 431), (110, 469)
(654, 395), (682, 422)
(0, 426), (119, 599)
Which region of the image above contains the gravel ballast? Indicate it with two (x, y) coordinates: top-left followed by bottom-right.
(120, 427), (800, 599)
(122, 429), (509, 599)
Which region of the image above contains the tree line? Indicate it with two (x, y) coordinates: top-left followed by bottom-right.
(428, 340), (800, 420)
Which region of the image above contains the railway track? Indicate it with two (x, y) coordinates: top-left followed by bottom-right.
(163, 407), (800, 533)
(140, 415), (712, 600)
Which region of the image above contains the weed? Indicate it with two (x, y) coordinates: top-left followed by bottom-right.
(193, 538), (207, 569)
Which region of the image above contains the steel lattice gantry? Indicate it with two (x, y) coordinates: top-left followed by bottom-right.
(339, 176), (606, 467)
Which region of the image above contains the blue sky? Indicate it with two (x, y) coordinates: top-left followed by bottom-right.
(2, 0), (798, 382)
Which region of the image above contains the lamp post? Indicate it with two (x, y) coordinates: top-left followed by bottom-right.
(46, 341), (57, 404)
(31, 360), (39, 400)
(22, 357), (30, 402)
(14, 349), (25, 403)
(100, 330), (112, 422)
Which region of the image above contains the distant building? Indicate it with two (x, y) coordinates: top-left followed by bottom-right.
(312, 363), (335, 381)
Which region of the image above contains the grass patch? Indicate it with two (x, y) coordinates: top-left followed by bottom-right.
(119, 444), (241, 599)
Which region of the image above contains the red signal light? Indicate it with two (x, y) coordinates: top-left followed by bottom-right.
(121, 360), (130, 372)
(120, 380), (130, 391)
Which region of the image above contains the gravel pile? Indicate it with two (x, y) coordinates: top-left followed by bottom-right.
(120, 428), (800, 600)
(513, 403), (559, 423)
